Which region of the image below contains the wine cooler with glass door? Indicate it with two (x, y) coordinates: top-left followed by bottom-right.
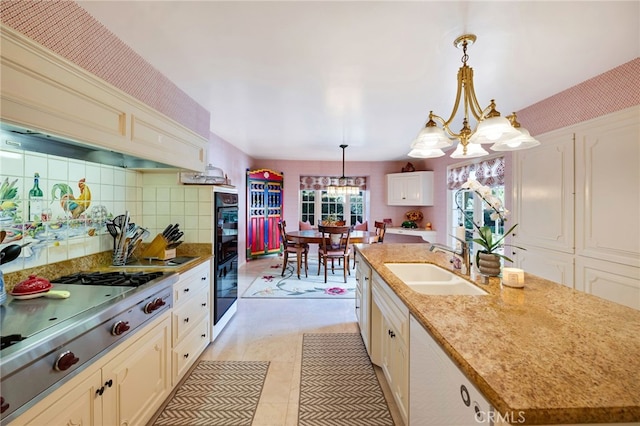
(212, 186), (238, 339)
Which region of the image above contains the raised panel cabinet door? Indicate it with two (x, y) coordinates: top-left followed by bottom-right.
(360, 267), (371, 354)
(380, 314), (395, 387)
(575, 106), (640, 268)
(22, 369), (102, 426)
(575, 256), (640, 310)
(392, 338), (409, 425)
(516, 246), (575, 288)
(102, 314), (171, 426)
(387, 174), (410, 205)
(513, 129), (575, 253)
(386, 172), (434, 206)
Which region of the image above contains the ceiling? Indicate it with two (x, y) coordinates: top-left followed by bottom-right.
(77, 1), (639, 162)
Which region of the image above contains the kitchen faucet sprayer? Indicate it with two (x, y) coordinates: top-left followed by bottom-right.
(429, 235), (470, 276)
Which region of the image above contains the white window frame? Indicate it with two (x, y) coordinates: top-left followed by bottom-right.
(446, 154), (506, 255)
(300, 189), (366, 226)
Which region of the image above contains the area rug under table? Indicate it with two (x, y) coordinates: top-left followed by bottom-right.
(153, 360), (269, 426)
(299, 333), (394, 426)
(242, 259), (356, 299)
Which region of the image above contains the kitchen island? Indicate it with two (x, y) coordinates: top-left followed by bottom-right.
(356, 243), (640, 425)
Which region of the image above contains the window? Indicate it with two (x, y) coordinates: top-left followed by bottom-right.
(451, 185), (505, 255)
(447, 156), (505, 256)
(299, 175), (367, 226)
(300, 189), (365, 226)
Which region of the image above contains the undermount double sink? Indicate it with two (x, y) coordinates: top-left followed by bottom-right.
(384, 263), (487, 296)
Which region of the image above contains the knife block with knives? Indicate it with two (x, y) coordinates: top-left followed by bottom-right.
(141, 223), (183, 260)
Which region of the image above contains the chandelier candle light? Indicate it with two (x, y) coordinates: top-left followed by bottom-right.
(409, 34), (541, 159)
(327, 144), (359, 195)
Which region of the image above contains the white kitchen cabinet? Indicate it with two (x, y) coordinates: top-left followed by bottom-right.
(371, 273), (409, 425)
(102, 313), (172, 426)
(20, 369), (102, 426)
(574, 108), (640, 268)
(171, 260), (211, 385)
(355, 252), (372, 355)
(14, 312), (171, 426)
(575, 257), (640, 310)
(0, 25), (207, 171)
(385, 227), (438, 242)
(513, 129), (575, 254)
(516, 246), (575, 288)
(387, 171), (434, 206)
(513, 106), (640, 308)
(409, 315), (493, 425)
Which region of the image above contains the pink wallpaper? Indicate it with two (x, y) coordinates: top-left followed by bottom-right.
(0, 0), (210, 139)
(517, 58), (640, 136)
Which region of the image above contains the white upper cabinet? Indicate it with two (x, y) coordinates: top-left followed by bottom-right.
(574, 107), (640, 268)
(0, 25), (207, 172)
(513, 106), (640, 308)
(386, 171), (434, 206)
(513, 128), (575, 254)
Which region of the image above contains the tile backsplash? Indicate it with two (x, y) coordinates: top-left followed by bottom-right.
(140, 172), (214, 246)
(0, 146), (142, 273)
(0, 147), (215, 273)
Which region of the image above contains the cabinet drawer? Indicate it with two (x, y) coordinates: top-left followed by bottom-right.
(174, 265), (210, 306)
(372, 277), (408, 345)
(172, 319), (210, 384)
(172, 289), (209, 346)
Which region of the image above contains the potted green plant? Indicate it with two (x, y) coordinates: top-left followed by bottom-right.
(456, 179), (526, 276)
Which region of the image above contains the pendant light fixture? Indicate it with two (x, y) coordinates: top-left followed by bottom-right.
(408, 34), (540, 159)
(327, 144), (359, 195)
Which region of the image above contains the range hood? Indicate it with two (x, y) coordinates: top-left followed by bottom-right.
(0, 123), (178, 169)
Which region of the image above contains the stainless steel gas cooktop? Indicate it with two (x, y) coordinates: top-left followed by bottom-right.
(0, 270), (177, 422)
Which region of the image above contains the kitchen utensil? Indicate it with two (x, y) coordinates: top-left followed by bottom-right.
(0, 230), (6, 244)
(164, 224), (179, 240)
(11, 290), (71, 300)
(166, 241), (183, 249)
(106, 221), (118, 233)
(113, 214), (126, 229)
(161, 224), (173, 238)
(0, 244), (22, 265)
(166, 226), (181, 242)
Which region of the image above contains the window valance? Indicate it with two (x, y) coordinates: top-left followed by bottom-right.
(300, 176), (367, 191)
(447, 156), (504, 190)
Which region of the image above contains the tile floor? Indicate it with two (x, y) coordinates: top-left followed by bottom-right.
(197, 255), (403, 425)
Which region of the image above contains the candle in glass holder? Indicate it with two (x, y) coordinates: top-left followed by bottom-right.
(502, 267), (525, 288)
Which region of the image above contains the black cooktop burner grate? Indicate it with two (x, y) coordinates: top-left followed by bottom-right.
(1, 334), (25, 350)
(52, 271), (165, 287)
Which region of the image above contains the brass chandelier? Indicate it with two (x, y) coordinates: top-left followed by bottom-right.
(409, 34), (540, 159)
(327, 144), (359, 195)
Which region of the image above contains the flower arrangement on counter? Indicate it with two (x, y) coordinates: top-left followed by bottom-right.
(456, 179), (525, 265)
(402, 210), (423, 228)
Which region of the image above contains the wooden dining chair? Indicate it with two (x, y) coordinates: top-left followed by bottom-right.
(317, 225), (352, 283)
(278, 220), (309, 278)
(352, 221), (368, 268)
(374, 221), (387, 243)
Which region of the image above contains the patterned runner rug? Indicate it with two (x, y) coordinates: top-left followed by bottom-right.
(299, 333), (395, 425)
(242, 259), (356, 299)
(153, 360), (269, 426)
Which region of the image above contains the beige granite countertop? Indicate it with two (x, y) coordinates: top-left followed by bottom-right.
(3, 243), (212, 290)
(356, 243), (640, 425)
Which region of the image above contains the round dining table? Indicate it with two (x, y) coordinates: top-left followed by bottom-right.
(285, 230), (379, 278)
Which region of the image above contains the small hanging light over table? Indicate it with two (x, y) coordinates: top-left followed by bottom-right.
(327, 144), (359, 195)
